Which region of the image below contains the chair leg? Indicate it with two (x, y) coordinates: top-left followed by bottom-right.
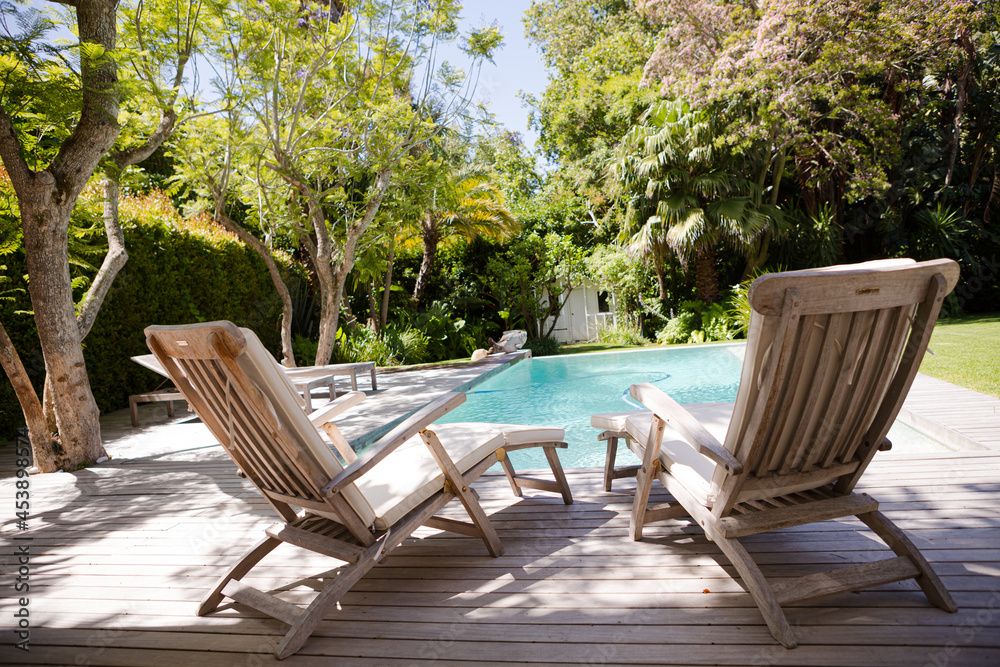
(712, 532), (798, 649)
(199, 535), (282, 616)
(498, 454), (523, 497)
(275, 546), (381, 659)
(629, 460), (658, 541)
(858, 510), (958, 612)
(422, 431), (505, 557)
(603, 437), (618, 491)
(543, 445), (574, 505)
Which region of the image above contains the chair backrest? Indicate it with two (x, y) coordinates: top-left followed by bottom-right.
(711, 258), (959, 513)
(144, 322), (377, 529)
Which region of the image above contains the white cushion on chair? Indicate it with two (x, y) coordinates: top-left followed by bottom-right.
(439, 422), (564, 446)
(354, 423), (562, 531)
(235, 329), (378, 527)
(622, 403), (735, 507)
(238, 328), (565, 532)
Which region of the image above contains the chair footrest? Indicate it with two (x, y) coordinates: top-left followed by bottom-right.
(223, 580), (303, 626)
(610, 465), (640, 480)
(510, 475), (562, 494)
(772, 556), (921, 605)
(718, 493), (878, 538)
(425, 515), (482, 537)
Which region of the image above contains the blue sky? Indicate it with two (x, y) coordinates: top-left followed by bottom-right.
(452, 1), (549, 150)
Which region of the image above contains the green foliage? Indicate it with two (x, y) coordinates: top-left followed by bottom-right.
(395, 327), (430, 365)
(486, 232), (587, 339)
(596, 318), (647, 346)
(393, 300), (483, 361)
(656, 310), (699, 345)
(331, 324), (431, 366)
(335, 326), (399, 367)
(292, 333), (318, 367)
(656, 299), (738, 345)
(524, 0), (660, 197)
(522, 336), (561, 357)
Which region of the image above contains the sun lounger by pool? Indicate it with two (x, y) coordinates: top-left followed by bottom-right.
(592, 258), (960, 648)
(144, 321), (573, 659)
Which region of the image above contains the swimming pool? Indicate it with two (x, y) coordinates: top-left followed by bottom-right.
(438, 343), (950, 470)
(437, 344), (745, 469)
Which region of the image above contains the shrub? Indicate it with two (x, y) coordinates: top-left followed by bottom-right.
(292, 334), (318, 367)
(657, 300), (738, 345)
(597, 319), (647, 346)
(522, 336), (560, 357)
(395, 327), (430, 365)
(334, 326), (399, 367)
(657, 310), (699, 344)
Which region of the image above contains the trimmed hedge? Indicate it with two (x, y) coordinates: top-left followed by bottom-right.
(0, 193), (294, 437)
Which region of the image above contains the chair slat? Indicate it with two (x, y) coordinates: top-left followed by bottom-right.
(758, 314), (820, 474)
(716, 288), (802, 513)
(822, 306), (899, 467)
(839, 305), (913, 464)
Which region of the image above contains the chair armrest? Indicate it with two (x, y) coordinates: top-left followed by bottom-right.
(630, 383), (743, 475)
(321, 392), (467, 495)
(308, 391), (366, 426)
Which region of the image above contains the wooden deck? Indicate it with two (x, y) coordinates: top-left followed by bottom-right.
(901, 374), (1000, 450)
(3, 443), (1000, 665)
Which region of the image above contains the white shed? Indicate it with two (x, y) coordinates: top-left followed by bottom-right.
(542, 277), (617, 343)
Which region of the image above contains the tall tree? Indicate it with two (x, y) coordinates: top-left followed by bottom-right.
(640, 0), (974, 210)
(207, 0), (501, 365)
(610, 100), (782, 303)
(0, 0), (120, 471)
(524, 0), (658, 201)
(411, 163), (519, 306)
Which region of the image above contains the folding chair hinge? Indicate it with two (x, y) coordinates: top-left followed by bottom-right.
(373, 528), (392, 562)
(443, 479), (455, 495)
(496, 447), (506, 462)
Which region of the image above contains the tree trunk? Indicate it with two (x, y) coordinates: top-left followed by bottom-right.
(309, 167), (393, 365)
(213, 211), (297, 367)
(652, 245), (669, 311)
(412, 213), (439, 306)
(0, 0), (119, 471)
(21, 186), (107, 467)
(76, 173), (129, 339)
(0, 322), (57, 472)
(380, 240), (395, 329)
(367, 279), (378, 330)
(693, 244), (720, 303)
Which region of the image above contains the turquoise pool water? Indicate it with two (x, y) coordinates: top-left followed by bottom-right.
(437, 344), (746, 469)
(437, 343), (949, 471)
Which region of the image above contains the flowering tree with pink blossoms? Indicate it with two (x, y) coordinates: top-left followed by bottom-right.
(640, 0), (974, 210)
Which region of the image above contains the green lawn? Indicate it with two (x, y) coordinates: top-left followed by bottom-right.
(918, 313), (1000, 398)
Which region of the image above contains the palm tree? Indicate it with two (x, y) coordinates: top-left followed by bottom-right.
(610, 100), (782, 303)
(410, 166), (520, 306)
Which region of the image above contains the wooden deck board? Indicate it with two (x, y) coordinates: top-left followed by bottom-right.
(3, 449), (1000, 665)
(901, 373), (1000, 449)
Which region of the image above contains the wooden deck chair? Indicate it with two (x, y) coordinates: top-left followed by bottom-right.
(144, 321), (573, 659)
(592, 258), (959, 648)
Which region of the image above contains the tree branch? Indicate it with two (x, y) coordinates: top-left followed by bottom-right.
(0, 108), (34, 193)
